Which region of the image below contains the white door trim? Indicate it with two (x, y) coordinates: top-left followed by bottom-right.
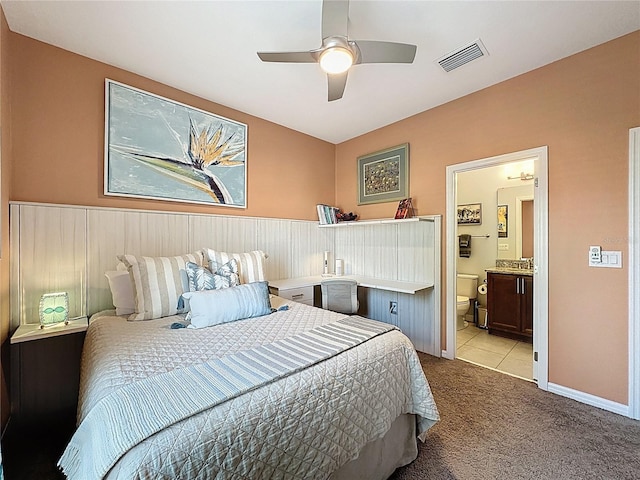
(444, 146), (549, 390)
(629, 127), (640, 420)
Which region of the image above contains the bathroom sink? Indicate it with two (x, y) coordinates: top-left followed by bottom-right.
(485, 266), (533, 275)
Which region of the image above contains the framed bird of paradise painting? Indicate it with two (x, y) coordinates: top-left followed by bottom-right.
(104, 80), (247, 208)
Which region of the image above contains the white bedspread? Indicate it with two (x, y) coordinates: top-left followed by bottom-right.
(61, 299), (439, 479)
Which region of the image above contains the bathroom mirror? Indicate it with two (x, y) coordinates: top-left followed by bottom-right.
(496, 185), (534, 259)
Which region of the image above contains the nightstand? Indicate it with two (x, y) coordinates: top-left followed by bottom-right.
(10, 317), (88, 427)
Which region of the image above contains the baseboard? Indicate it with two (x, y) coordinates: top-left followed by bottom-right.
(441, 349), (454, 360)
(442, 353), (630, 417)
(547, 382), (629, 417)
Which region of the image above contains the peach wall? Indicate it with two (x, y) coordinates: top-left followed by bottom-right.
(9, 33), (336, 221)
(336, 31), (640, 404)
(1, 7), (11, 430)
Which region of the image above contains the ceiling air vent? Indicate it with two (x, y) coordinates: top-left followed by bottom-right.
(436, 39), (488, 72)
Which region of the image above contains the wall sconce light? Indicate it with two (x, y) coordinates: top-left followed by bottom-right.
(39, 292), (69, 328)
(507, 172), (534, 181)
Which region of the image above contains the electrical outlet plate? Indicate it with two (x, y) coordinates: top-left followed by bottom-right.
(589, 245), (601, 265)
(389, 301), (398, 314)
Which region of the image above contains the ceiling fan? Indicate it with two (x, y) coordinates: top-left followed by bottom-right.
(257, 0), (417, 101)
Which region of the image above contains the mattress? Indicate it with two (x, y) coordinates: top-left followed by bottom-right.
(60, 298), (439, 479)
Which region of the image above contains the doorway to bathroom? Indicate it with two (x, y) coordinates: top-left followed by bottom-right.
(444, 146), (549, 391)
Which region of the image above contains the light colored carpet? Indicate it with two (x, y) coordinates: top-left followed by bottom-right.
(390, 353), (640, 480)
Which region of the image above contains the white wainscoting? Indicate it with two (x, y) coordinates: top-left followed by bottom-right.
(333, 217), (441, 354)
(10, 203), (441, 354)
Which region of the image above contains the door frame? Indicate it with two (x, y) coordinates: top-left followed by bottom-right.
(443, 146), (549, 390)
(629, 127), (640, 420)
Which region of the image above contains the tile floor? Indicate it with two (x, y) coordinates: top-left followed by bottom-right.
(456, 323), (534, 381)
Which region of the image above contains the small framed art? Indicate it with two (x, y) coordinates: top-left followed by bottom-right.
(497, 205), (508, 237)
(395, 198), (413, 219)
(357, 143), (409, 205)
(457, 203), (482, 225)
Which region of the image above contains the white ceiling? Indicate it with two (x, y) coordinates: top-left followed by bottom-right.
(2, 1), (639, 144)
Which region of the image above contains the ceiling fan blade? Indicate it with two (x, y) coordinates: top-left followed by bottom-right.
(257, 51), (317, 63)
(354, 40), (417, 64)
(327, 71), (348, 101)
(322, 0), (349, 39)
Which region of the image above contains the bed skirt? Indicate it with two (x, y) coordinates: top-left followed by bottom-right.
(329, 413), (417, 480)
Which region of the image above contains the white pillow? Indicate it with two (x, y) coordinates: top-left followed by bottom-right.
(204, 249), (267, 284)
(104, 271), (135, 316)
(182, 281), (272, 329)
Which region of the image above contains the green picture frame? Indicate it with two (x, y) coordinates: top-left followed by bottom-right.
(357, 143), (409, 205)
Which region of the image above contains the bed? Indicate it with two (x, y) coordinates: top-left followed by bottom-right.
(58, 250), (439, 479)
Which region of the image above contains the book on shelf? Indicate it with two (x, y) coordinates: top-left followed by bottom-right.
(394, 198), (413, 219)
(316, 204), (339, 225)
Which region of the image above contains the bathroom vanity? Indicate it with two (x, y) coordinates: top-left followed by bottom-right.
(486, 268), (533, 341)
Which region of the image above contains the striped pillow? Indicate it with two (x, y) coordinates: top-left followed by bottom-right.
(204, 249), (267, 284)
(118, 252), (203, 321)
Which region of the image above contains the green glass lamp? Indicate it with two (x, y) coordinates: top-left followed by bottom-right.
(39, 292), (69, 328)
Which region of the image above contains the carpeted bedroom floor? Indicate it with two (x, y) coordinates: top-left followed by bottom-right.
(390, 353), (640, 480)
(3, 353), (640, 479)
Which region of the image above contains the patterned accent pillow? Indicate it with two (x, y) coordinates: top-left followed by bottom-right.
(204, 249), (267, 284)
(185, 259), (239, 292)
(118, 252), (203, 321)
(182, 281), (272, 329)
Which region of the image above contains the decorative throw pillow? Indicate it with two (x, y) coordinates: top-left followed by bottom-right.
(118, 252), (203, 321)
(182, 281), (272, 329)
(204, 249), (267, 284)
(104, 270), (135, 316)
(185, 259), (240, 292)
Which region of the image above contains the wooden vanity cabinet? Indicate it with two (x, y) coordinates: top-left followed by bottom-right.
(487, 272), (533, 341)
(520, 276), (534, 337)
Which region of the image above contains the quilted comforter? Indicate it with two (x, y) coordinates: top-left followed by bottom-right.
(60, 298), (439, 479)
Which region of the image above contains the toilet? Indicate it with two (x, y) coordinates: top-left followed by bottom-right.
(456, 273), (479, 330)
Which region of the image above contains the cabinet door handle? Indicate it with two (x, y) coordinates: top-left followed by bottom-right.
(292, 293), (304, 299)
(516, 278), (520, 294)
(521, 278), (525, 295)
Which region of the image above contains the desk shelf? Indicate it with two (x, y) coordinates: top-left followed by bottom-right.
(269, 275), (432, 295)
(318, 216), (437, 228)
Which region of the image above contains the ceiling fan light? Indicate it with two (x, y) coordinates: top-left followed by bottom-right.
(319, 47), (353, 74)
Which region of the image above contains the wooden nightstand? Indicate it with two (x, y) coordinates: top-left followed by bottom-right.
(10, 317), (88, 427)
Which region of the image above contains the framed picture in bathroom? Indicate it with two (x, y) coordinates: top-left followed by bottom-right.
(457, 203), (482, 225)
(497, 204), (508, 237)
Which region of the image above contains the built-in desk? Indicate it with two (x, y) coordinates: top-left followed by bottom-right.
(269, 275), (432, 300)
(269, 275), (437, 354)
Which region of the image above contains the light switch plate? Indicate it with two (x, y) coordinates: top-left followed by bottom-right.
(590, 250), (622, 268)
(498, 244), (509, 251)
